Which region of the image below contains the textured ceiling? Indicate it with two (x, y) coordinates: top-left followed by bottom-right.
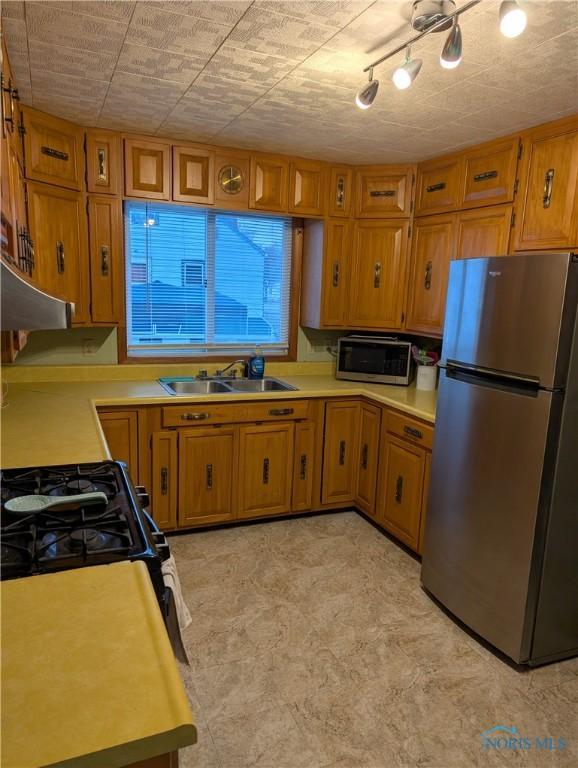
(2, 0), (577, 163)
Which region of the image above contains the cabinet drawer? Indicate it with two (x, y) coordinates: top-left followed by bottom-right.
(162, 399), (311, 427)
(386, 410), (434, 450)
(416, 156), (462, 215)
(461, 137), (519, 208)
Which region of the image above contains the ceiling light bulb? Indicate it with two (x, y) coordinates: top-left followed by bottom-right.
(499, 0), (527, 38)
(392, 54), (423, 90)
(355, 76), (379, 109)
(440, 20), (462, 69)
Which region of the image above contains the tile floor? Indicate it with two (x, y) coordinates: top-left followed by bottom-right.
(169, 512), (578, 768)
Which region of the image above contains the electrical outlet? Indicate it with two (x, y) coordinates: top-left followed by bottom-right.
(82, 338), (98, 356)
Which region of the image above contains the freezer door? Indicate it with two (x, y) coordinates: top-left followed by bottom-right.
(442, 252), (575, 389)
(421, 368), (558, 663)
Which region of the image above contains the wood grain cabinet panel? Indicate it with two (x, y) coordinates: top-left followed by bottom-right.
(356, 403), (381, 518)
(321, 400), (360, 505)
(124, 137), (170, 200)
(86, 129), (121, 195)
(214, 150), (250, 210)
(416, 155), (462, 215)
(98, 410), (139, 480)
(88, 195), (123, 324)
(21, 106), (84, 191)
(455, 205), (513, 260)
(289, 160), (325, 216)
(461, 137), (519, 208)
(151, 431), (178, 530)
(349, 220), (409, 330)
(238, 423), (294, 518)
(327, 165), (353, 217)
(355, 165), (414, 218)
(292, 422), (315, 512)
(173, 145), (214, 205)
(249, 154), (288, 212)
(418, 452), (432, 555)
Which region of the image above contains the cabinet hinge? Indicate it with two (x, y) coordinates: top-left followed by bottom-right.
(510, 210), (516, 228)
(517, 142), (523, 160)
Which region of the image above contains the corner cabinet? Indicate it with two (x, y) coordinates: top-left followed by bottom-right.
(124, 137), (170, 200)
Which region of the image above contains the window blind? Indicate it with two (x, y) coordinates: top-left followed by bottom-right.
(124, 202), (293, 358)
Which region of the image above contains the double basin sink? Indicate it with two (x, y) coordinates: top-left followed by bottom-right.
(159, 376), (298, 396)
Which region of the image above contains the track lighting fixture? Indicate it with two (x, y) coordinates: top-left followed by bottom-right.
(440, 18), (462, 69)
(392, 48), (423, 90)
(499, 0), (527, 38)
(355, 69), (379, 109)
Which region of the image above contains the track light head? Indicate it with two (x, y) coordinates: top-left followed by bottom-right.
(393, 49), (423, 89)
(499, 0), (527, 38)
(440, 19), (462, 69)
(355, 70), (379, 109)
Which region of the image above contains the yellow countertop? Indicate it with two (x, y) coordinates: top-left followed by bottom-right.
(1, 560), (196, 768)
(0, 374), (436, 469)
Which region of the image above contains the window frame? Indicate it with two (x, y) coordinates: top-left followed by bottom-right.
(118, 205), (303, 364)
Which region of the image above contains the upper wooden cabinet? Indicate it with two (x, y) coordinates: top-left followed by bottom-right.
(86, 129), (121, 196)
(415, 154), (462, 215)
(455, 205), (513, 260)
(87, 195), (123, 324)
(249, 154), (288, 212)
(173, 145), (214, 205)
(461, 137), (519, 209)
(124, 137), (170, 200)
(289, 159), (325, 216)
(214, 150), (250, 210)
(21, 107), (84, 191)
(513, 117), (578, 250)
(405, 213), (456, 336)
(327, 165), (353, 217)
(354, 165), (414, 218)
(349, 220), (409, 330)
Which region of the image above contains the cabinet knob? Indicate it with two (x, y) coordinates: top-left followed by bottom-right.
(300, 453), (307, 480)
(543, 168), (555, 209)
(56, 241), (65, 274)
(403, 425), (423, 440)
(269, 408), (294, 416)
(206, 463), (213, 490)
(97, 147), (108, 183)
(426, 182), (446, 193)
(262, 457), (270, 484)
(332, 262), (340, 287)
(424, 260), (432, 290)
(100, 245), (110, 276)
(473, 170), (498, 182)
(395, 474), (404, 503)
(339, 440), (346, 466)
(361, 443), (368, 470)
(374, 261), (381, 289)
(160, 467), (168, 495)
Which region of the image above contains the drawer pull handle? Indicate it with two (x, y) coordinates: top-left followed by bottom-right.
(160, 467), (168, 495)
(41, 146), (69, 161)
(181, 412), (210, 421)
(395, 475), (403, 503)
(100, 245), (110, 276)
(56, 241), (65, 274)
(206, 463), (213, 490)
(404, 425), (423, 440)
(361, 443), (368, 470)
(336, 176), (345, 208)
(300, 454), (307, 480)
(374, 261), (381, 289)
(424, 260), (432, 290)
(332, 261), (340, 287)
(269, 408), (294, 416)
(543, 168), (555, 209)
(473, 170), (498, 182)
(370, 189), (395, 197)
(426, 182), (446, 193)
(262, 457), (270, 484)
(339, 440), (346, 466)
(97, 147), (108, 182)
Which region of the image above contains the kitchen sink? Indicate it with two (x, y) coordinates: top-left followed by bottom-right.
(160, 379), (234, 395)
(229, 378), (297, 392)
(159, 376), (297, 396)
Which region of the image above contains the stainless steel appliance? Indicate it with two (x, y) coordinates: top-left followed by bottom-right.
(421, 252), (578, 666)
(336, 336), (415, 385)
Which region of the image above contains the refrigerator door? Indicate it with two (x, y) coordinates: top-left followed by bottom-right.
(421, 368), (559, 663)
(442, 252), (576, 389)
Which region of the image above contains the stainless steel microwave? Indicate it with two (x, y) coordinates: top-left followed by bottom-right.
(336, 336), (415, 386)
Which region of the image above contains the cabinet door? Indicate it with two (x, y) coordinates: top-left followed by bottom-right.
(461, 137), (519, 209)
(378, 434), (425, 552)
(26, 181), (90, 323)
(86, 129), (121, 195)
(349, 220), (409, 329)
(22, 107), (84, 191)
(88, 195), (123, 324)
(1, 128), (29, 279)
(322, 400), (360, 505)
(416, 155), (462, 215)
(238, 423), (294, 518)
(289, 160), (325, 216)
(173, 145), (214, 205)
(405, 214), (456, 336)
(418, 452), (431, 555)
(98, 410), (139, 480)
(327, 165), (353, 217)
(124, 137), (170, 200)
(179, 427), (237, 527)
(292, 422), (315, 512)
(356, 403), (381, 517)
(354, 165), (414, 218)
(151, 431), (178, 530)
(249, 155), (288, 212)
(322, 219), (351, 326)
(513, 121), (578, 250)
(455, 205), (513, 260)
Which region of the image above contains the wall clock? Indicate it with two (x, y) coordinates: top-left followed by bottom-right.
(218, 165), (244, 195)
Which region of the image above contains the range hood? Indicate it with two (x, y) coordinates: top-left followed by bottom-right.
(1, 261), (74, 330)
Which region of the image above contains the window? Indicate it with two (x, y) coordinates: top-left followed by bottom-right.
(124, 202), (294, 358)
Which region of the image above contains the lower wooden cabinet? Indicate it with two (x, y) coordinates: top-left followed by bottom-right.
(418, 452), (432, 555)
(98, 410), (139, 480)
(321, 400), (360, 505)
(238, 423), (294, 518)
(292, 422), (315, 512)
(151, 431), (178, 530)
(355, 403), (381, 517)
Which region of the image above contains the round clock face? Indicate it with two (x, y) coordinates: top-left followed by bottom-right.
(218, 165), (244, 195)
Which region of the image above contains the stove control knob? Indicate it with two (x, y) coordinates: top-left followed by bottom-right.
(135, 485), (150, 508)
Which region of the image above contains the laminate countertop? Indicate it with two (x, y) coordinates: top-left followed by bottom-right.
(0, 375), (437, 469)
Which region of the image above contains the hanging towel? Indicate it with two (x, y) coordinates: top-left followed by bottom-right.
(162, 554), (192, 631)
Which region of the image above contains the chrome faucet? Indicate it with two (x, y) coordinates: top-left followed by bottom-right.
(214, 359), (247, 378)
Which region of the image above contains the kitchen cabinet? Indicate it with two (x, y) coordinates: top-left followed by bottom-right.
(321, 400), (360, 505)
(173, 145), (214, 205)
(150, 431), (178, 530)
(179, 427), (237, 527)
(455, 205), (513, 260)
(161, 399), (310, 428)
(327, 165), (353, 217)
(26, 180), (90, 324)
(418, 452), (432, 555)
(124, 137), (171, 200)
(1, 38), (23, 168)
(249, 154), (288, 212)
(87, 195), (123, 324)
(349, 220), (409, 329)
(354, 165), (414, 218)
(86, 128), (121, 196)
(513, 117), (578, 250)
(405, 213), (456, 336)
(289, 159), (325, 216)
(461, 137), (519, 209)
(301, 218), (351, 328)
(292, 421), (315, 512)
(356, 403), (381, 518)
(415, 154), (462, 215)
(21, 106), (84, 191)
(98, 410), (139, 479)
(238, 423), (294, 518)
(1, 120), (31, 280)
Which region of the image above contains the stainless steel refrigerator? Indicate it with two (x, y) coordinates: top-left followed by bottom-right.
(421, 252), (578, 666)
